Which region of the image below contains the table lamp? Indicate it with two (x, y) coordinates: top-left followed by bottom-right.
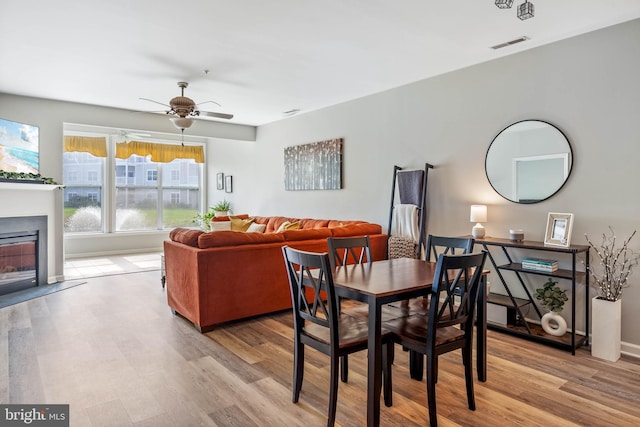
(470, 205), (487, 238)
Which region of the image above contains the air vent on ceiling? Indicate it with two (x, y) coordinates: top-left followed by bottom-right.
(283, 109), (301, 117)
(490, 36), (529, 50)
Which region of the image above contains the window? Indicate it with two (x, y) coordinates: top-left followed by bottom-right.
(63, 150), (105, 233)
(64, 130), (203, 234)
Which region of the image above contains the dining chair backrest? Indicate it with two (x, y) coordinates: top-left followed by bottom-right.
(326, 236), (372, 269)
(282, 246), (339, 344)
(425, 235), (474, 262)
(428, 251), (487, 337)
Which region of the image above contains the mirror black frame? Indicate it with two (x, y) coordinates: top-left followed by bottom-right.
(485, 119), (573, 204)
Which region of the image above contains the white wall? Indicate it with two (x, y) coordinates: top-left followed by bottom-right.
(207, 19), (640, 352)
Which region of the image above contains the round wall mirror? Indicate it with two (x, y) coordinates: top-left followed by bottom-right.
(485, 120), (572, 204)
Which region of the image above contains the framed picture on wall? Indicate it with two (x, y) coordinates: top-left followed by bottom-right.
(544, 212), (574, 247)
(216, 173), (224, 190)
(225, 175), (233, 193)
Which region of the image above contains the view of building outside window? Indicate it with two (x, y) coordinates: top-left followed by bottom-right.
(63, 151), (104, 233)
(63, 137), (202, 233)
(161, 158), (201, 228)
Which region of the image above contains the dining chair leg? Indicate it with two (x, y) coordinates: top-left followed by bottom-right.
(293, 341), (305, 402)
(463, 346), (476, 411)
(340, 355), (348, 382)
(410, 351), (424, 381)
(382, 343), (393, 407)
(426, 354), (438, 427)
(328, 357), (339, 426)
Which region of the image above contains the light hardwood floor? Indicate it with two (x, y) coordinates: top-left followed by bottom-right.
(2, 270), (639, 426)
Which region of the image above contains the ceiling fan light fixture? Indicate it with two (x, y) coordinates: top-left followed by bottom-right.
(517, 1), (534, 20)
(495, 0), (514, 9)
(170, 117), (194, 129)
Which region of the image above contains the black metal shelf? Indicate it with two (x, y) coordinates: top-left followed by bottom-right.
(475, 237), (590, 355)
(487, 320), (588, 352)
(498, 263), (587, 281)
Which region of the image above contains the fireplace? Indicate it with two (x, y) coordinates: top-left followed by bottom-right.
(0, 216), (48, 295)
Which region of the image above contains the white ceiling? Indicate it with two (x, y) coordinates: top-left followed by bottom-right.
(1, 1), (640, 126)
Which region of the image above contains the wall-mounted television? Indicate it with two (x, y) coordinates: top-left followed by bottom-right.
(0, 117), (39, 174)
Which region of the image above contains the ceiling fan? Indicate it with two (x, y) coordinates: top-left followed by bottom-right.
(140, 81), (234, 130)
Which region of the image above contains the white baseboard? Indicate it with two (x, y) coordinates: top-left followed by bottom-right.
(621, 341), (640, 359)
(64, 247), (162, 259)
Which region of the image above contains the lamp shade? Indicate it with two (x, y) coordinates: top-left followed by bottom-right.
(470, 205), (487, 223)
(170, 116), (194, 129)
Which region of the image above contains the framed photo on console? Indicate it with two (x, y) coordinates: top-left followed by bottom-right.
(544, 212), (574, 247)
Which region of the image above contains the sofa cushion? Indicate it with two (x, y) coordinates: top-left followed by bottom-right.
(211, 214), (250, 222)
(198, 230), (285, 248)
(330, 223), (382, 237)
(170, 228), (204, 247)
(265, 216), (298, 233)
(210, 221), (231, 231)
(231, 217), (256, 231)
(247, 223), (266, 233)
(283, 228), (332, 241)
(328, 219), (366, 228)
(276, 220), (301, 233)
(299, 218), (330, 229)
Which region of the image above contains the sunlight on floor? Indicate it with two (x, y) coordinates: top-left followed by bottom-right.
(64, 252), (163, 280)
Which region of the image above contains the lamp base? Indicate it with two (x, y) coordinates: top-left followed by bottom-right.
(472, 224), (485, 239)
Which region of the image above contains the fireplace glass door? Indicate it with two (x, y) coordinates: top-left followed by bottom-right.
(0, 232), (38, 295)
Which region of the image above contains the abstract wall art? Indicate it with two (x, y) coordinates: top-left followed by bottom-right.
(284, 138), (343, 191)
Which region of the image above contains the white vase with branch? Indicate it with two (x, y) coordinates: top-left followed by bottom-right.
(585, 227), (639, 362)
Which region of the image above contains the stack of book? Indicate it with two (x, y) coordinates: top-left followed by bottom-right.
(521, 257), (558, 272)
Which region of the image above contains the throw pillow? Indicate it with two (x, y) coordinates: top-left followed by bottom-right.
(210, 221), (231, 231)
(246, 223), (266, 233)
(276, 220), (301, 233)
(230, 217), (256, 232)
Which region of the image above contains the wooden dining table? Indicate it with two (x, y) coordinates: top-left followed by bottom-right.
(331, 257), (488, 427)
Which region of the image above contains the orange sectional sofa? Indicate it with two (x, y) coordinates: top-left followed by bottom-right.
(164, 215), (388, 332)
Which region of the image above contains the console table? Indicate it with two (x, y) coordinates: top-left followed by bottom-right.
(474, 237), (589, 354)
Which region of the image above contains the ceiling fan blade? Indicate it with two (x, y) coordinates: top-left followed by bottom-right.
(196, 100), (222, 108)
(199, 111), (234, 120)
(139, 97), (170, 108)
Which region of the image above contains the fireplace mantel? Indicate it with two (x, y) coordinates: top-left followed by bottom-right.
(0, 182), (63, 191)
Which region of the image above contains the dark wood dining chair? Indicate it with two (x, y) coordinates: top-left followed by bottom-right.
(326, 236), (373, 381)
(389, 235), (475, 378)
(383, 251), (487, 427)
(326, 235), (372, 268)
(282, 246), (391, 426)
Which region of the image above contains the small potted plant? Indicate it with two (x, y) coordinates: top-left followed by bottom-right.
(211, 199), (231, 217)
(194, 200), (232, 231)
(535, 278), (568, 336)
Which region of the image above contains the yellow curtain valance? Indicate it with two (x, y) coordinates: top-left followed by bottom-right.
(63, 136), (107, 157)
(115, 141), (204, 163)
